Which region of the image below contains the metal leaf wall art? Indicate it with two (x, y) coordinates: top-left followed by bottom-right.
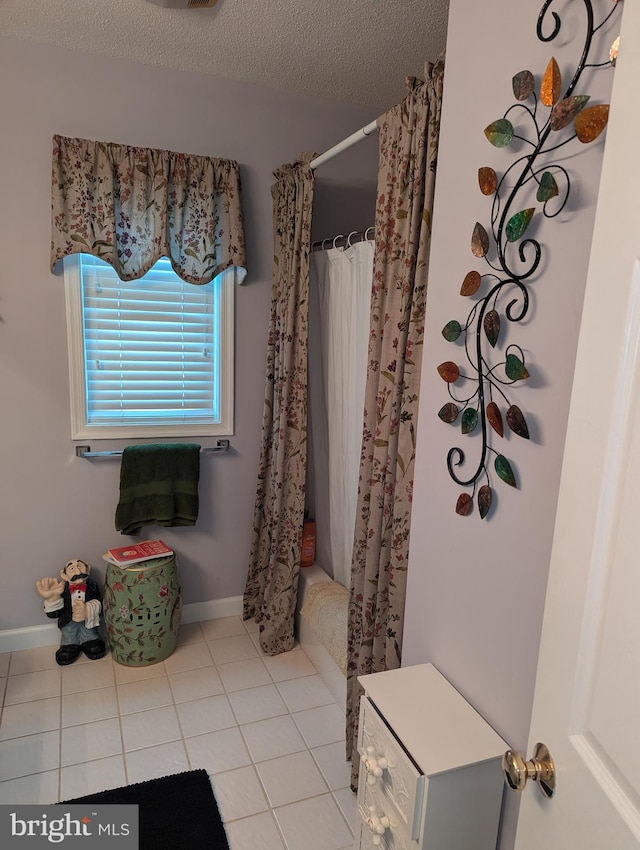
(438, 0), (622, 519)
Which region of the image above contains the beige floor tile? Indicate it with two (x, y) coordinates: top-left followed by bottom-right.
(4, 669), (61, 705)
(125, 740), (189, 784)
(117, 676), (173, 714)
(62, 658), (115, 695)
(240, 715), (306, 764)
(225, 811), (286, 850)
(217, 658), (272, 692)
(227, 684), (287, 725)
(121, 705), (182, 751)
(0, 730), (60, 781)
(200, 616), (246, 641)
(211, 765), (269, 822)
(61, 717), (122, 767)
(256, 750), (329, 808)
(274, 793), (352, 850)
(262, 648), (315, 682)
(9, 645), (60, 676)
(176, 694), (236, 737)
(168, 666), (224, 703)
(60, 755), (126, 800)
(0, 696), (61, 740)
(185, 727), (251, 774)
(0, 770), (60, 805)
(207, 634), (259, 665)
(163, 641), (214, 674)
(62, 686), (118, 727)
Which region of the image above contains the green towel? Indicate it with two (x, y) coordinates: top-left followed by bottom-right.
(115, 443), (201, 535)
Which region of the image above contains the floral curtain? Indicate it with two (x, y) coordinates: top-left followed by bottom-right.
(51, 135), (246, 284)
(243, 153), (316, 655)
(346, 58), (445, 788)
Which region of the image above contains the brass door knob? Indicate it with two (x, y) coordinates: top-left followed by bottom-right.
(502, 742), (556, 798)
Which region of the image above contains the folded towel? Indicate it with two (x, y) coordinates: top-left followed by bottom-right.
(115, 443), (201, 535)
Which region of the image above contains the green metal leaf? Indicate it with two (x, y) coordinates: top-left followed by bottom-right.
(478, 485), (493, 519)
(536, 171), (559, 202)
(506, 405), (530, 439)
(442, 320), (462, 342)
(505, 208), (535, 243)
(484, 118), (514, 147)
(505, 353), (530, 381)
(483, 310), (500, 348)
(494, 454), (517, 488)
(461, 408), (478, 435)
(455, 493), (473, 516)
(438, 403), (460, 424)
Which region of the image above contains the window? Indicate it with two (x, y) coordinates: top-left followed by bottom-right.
(64, 254), (234, 439)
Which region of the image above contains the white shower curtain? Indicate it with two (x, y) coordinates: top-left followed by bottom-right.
(307, 239), (373, 588)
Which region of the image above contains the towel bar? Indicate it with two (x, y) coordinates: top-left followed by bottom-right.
(75, 439), (230, 459)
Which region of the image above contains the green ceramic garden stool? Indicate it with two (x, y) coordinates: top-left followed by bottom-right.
(103, 554), (182, 666)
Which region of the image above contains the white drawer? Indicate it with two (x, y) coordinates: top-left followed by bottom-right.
(358, 698), (425, 840)
(358, 780), (416, 850)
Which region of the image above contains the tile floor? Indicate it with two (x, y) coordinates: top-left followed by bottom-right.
(0, 615), (357, 850)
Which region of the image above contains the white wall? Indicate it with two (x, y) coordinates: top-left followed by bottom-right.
(0, 36), (377, 633)
(403, 1), (618, 847)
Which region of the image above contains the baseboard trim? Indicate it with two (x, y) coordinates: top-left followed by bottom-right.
(0, 596), (244, 654)
(180, 596), (243, 625)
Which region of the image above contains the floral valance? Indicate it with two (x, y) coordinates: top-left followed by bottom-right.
(51, 135), (246, 284)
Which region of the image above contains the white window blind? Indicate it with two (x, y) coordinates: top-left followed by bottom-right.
(64, 254), (234, 439)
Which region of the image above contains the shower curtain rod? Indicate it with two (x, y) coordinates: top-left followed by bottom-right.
(310, 119), (378, 170)
(311, 227), (374, 251)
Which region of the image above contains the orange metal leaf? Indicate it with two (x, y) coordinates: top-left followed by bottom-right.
(550, 95), (590, 131)
(478, 485), (493, 519)
(512, 70), (535, 101)
(471, 222), (490, 258)
(437, 361), (460, 383)
(478, 167), (498, 195)
(438, 402), (460, 423)
(540, 57), (561, 106)
(574, 104), (610, 143)
(483, 310), (500, 347)
(506, 405), (530, 439)
(486, 402), (504, 437)
(460, 270), (482, 296)
(455, 493), (473, 516)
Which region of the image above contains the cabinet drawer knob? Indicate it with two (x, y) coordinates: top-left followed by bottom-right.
(361, 746), (389, 785)
(366, 804), (390, 845)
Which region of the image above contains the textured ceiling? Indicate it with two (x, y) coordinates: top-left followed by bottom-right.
(0, 0), (450, 112)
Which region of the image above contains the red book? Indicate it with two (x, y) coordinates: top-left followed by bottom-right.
(102, 540), (173, 567)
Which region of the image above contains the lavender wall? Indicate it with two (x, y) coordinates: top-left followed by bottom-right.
(402, 1), (617, 847)
(0, 36), (377, 632)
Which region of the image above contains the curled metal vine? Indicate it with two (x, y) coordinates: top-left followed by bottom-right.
(437, 0), (621, 519)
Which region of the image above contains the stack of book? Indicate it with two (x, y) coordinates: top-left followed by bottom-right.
(102, 539), (174, 567)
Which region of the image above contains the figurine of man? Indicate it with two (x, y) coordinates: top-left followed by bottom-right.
(36, 559), (107, 666)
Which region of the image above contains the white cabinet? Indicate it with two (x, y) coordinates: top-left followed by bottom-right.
(356, 664), (507, 850)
